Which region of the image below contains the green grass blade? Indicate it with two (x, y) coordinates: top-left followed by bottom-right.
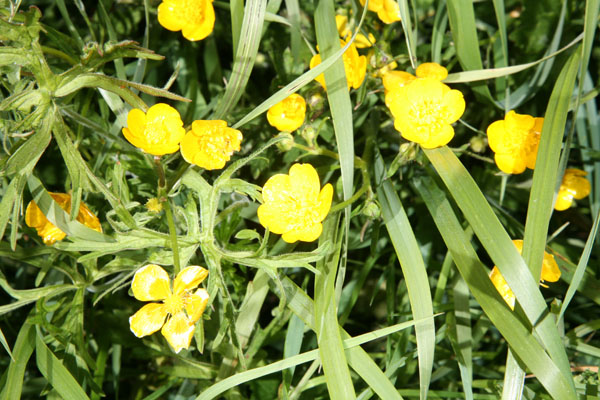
(491, 0), (508, 108)
(314, 0), (354, 204)
(35, 329), (90, 400)
(451, 277), (473, 400)
(501, 352), (525, 400)
(314, 217), (356, 399)
(423, 146), (575, 397)
(230, 0), (244, 56)
(397, 0), (417, 68)
(0, 322), (35, 400)
(375, 154), (434, 400)
(214, 0), (267, 120)
(413, 176), (576, 399)
(522, 50), (581, 287)
(558, 209), (600, 321)
(446, 0), (494, 102)
(430, 1), (447, 64)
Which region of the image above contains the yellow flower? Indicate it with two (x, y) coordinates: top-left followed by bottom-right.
(309, 39), (367, 91)
(489, 240), (560, 310)
(377, 61), (398, 78)
(157, 0), (215, 41)
(382, 70), (415, 106)
(129, 264), (209, 353)
(146, 198), (163, 213)
(179, 120), (243, 170)
(359, 0), (402, 24)
(25, 193), (102, 245)
(122, 103), (186, 156)
(267, 94), (307, 132)
(486, 110), (543, 174)
(415, 62), (448, 81)
(335, 15), (375, 49)
(387, 78), (465, 149)
(257, 163), (333, 243)
(555, 168), (591, 211)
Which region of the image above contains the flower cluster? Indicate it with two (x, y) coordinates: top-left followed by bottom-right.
(258, 164), (333, 243)
(267, 94), (307, 132)
(122, 104), (242, 170)
(157, 0), (215, 41)
(129, 264), (210, 353)
(555, 168), (591, 211)
(359, 0), (402, 24)
(310, 39), (367, 91)
(25, 193), (102, 245)
(486, 110), (543, 174)
(489, 240), (560, 310)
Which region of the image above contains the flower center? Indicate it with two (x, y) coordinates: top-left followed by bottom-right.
(180, 0), (206, 26)
(145, 115), (170, 145)
(410, 98), (444, 126)
(163, 293), (185, 315)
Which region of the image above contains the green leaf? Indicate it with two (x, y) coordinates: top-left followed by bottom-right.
(35, 329), (91, 400)
(0, 322), (35, 400)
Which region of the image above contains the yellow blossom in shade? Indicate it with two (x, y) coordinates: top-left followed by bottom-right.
(25, 193), (102, 245)
(257, 163), (333, 243)
(359, 0), (402, 24)
(335, 14), (375, 48)
(267, 94), (307, 132)
(146, 198), (163, 213)
(486, 110), (543, 174)
(555, 168), (591, 211)
(387, 78), (465, 149)
(309, 39), (367, 91)
(489, 240), (561, 310)
(157, 0), (215, 41)
(129, 264), (210, 353)
(179, 120), (243, 170)
(122, 103), (186, 156)
(415, 62), (448, 81)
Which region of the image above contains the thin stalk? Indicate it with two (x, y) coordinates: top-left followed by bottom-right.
(155, 156), (181, 274)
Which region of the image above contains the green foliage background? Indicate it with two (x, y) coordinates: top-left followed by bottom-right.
(0, 0), (599, 399)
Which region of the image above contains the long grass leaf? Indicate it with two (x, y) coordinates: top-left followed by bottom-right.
(0, 322), (35, 400)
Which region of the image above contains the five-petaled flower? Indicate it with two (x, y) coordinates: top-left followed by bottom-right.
(309, 39), (367, 91)
(258, 163), (333, 243)
(122, 103), (186, 156)
(387, 78), (465, 148)
(486, 110), (543, 174)
(180, 120), (243, 170)
(267, 94), (307, 132)
(129, 264), (210, 353)
(158, 0), (215, 41)
(555, 168), (591, 211)
(489, 240), (560, 310)
(359, 0), (402, 24)
(25, 193), (102, 245)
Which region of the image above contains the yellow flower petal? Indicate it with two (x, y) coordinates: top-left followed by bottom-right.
(266, 94), (306, 132)
(377, 0), (402, 24)
(442, 89), (466, 124)
(289, 163), (321, 201)
(310, 39), (366, 91)
(316, 183), (334, 222)
(416, 62), (448, 81)
(554, 192), (574, 211)
(157, 1), (185, 31)
(494, 153), (527, 175)
(173, 265), (208, 296)
(181, 2), (215, 41)
(180, 120), (243, 170)
(157, 0), (215, 42)
(161, 312), (195, 353)
(282, 222), (323, 243)
(185, 288), (210, 323)
(382, 70), (415, 92)
(131, 264), (171, 301)
(541, 253), (561, 283)
(489, 266), (515, 310)
(129, 303), (168, 337)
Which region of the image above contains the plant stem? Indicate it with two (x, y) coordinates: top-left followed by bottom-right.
(154, 156), (181, 274)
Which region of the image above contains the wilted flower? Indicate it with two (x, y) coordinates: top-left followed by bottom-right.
(158, 0), (215, 41)
(486, 110), (543, 174)
(387, 78), (465, 148)
(257, 163), (333, 243)
(129, 264), (209, 353)
(309, 39), (367, 91)
(25, 193), (102, 245)
(555, 168), (591, 211)
(489, 240), (561, 310)
(359, 0), (402, 24)
(122, 103), (186, 156)
(179, 120), (243, 170)
(415, 62), (448, 81)
(267, 94), (306, 132)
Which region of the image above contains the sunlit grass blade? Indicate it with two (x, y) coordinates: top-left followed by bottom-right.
(413, 175), (576, 399)
(213, 0), (266, 120)
(397, 0), (417, 68)
(0, 322), (35, 400)
(430, 1), (447, 64)
(375, 153), (434, 400)
(423, 146), (575, 397)
(450, 277), (473, 400)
